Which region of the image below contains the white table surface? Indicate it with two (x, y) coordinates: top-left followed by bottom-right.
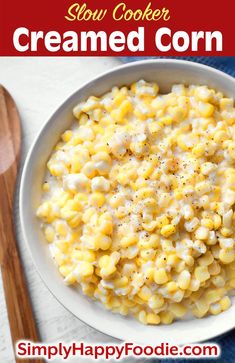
(0, 57), (149, 363)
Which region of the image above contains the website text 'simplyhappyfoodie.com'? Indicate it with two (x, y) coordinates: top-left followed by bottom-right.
(16, 340), (220, 360)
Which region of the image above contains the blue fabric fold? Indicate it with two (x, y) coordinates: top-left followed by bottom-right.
(122, 56), (235, 362)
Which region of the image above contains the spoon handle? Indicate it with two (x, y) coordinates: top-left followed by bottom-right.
(0, 176), (44, 363)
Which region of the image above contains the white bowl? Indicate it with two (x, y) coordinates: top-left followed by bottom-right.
(20, 59), (235, 345)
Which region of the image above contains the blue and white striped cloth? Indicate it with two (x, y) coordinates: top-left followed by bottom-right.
(122, 56), (235, 363)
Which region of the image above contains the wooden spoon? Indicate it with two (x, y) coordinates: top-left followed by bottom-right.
(0, 85), (43, 363)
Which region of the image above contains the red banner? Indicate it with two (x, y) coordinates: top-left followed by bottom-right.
(0, 0), (234, 56)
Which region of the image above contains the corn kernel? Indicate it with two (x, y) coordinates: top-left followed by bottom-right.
(160, 311), (174, 324)
(205, 289), (221, 304)
(214, 130), (228, 143)
(68, 213), (82, 228)
(213, 214), (222, 230)
(220, 227), (233, 237)
(44, 226), (55, 243)
(90, 192), (105, 207)
(209, 303), (222, 315)
(166, 281), (178, 293)
(154, 268), (168, 284)
(94, 234), (112, 250)
(195, 226), (209, 240)
(138, 310), (147, 324)
(120, 234), (138, 248)
(220, 98), (233, 111)
(229, 278), (235, 288)
(219, 296), (231, 311)
(169, 303), (187, 317)
(195, 266), (210, 282)
(55, 221), (68, 237)
(219, 249), (235, 264)
(138, 286), (152, 301)
(178, 270), (191, 290)
(198, 102), (214, 118)
(201, 218), (214, 230)
(61, 130), (73, 142)
(167, 254), (180, 267)
(59, 265), (72, 278)
(194, 298), (209, 315)
(160, 224), (176, 237)
(146, 313), (160, 325)
(42, 182), (50, 192)
(148, 294), (165, 309)
(192, 143), (204, 157)
(198, 252), (214, 266)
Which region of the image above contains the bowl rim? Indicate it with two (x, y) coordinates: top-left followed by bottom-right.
(19, 59), (235, 345)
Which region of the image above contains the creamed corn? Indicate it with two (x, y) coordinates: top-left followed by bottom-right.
(37, 80), (235, 325)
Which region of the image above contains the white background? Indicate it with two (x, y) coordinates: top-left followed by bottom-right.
(0, 57), (148, 363)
